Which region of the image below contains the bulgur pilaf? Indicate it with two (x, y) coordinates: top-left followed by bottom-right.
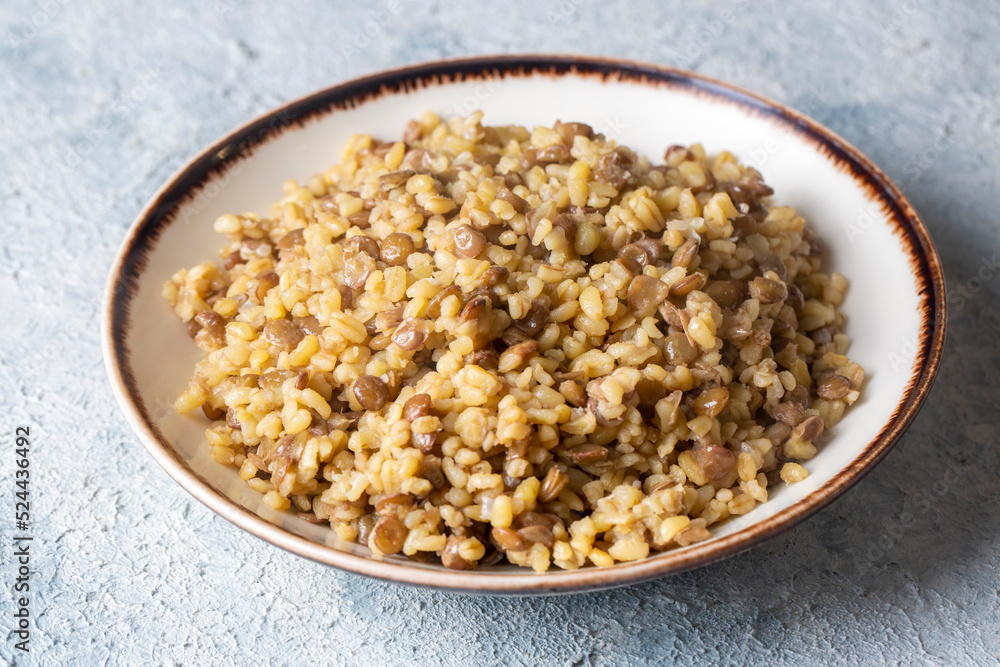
(164, 112), (863, 572)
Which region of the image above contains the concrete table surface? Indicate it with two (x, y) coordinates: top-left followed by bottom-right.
(1, 0), (998, 664)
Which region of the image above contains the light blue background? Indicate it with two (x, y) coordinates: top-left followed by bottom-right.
(1, 1), (997, 664)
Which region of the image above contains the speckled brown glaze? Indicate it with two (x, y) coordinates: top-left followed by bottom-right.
(102, 55), (946, 595)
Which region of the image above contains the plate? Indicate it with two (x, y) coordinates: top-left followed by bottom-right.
(102, 55), (945, 594)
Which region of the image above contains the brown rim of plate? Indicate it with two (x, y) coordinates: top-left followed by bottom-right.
(102, 54), (946, 595)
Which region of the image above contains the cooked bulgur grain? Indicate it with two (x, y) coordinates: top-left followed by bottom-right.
(164, 112), (864, 572)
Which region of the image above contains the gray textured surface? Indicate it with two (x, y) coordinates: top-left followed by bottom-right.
(1, 0), (998, 664)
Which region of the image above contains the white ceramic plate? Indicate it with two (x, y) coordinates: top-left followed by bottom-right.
(103, 56), (945, 594)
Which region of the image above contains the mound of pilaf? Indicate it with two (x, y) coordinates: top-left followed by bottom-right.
(164, 112), (864, 572)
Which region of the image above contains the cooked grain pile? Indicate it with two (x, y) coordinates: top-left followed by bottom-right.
(164, 112), (863, 571)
